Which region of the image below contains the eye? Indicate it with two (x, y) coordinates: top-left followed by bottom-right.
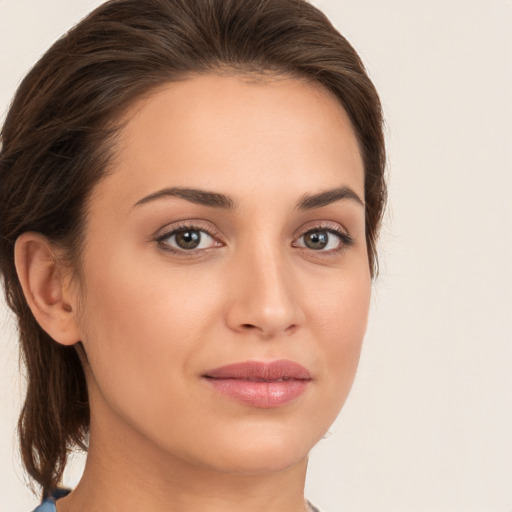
(157, 226), (220, 252)
(294, 227), (353, 253)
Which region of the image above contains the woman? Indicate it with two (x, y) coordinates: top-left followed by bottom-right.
(0, 0), (386, 511)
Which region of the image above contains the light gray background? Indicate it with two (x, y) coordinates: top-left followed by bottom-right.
(1, 1), (511, 511)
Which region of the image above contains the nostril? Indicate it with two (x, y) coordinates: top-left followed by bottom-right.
(284, 324), (298, 335)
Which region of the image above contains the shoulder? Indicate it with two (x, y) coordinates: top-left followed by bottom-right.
(32, 489), (71, 512)
(32, 499), (56, 512)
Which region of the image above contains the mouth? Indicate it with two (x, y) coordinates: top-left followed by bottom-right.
(202, 360), (312, 408)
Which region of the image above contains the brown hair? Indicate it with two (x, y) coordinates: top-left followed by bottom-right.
(0, 0), (386, 497)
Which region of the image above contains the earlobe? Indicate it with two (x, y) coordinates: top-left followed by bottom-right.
(14, 232), (81, 346)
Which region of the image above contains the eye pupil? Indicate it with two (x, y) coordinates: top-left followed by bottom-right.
(176, 230), (201, 249)
(304, 230), (328, 249)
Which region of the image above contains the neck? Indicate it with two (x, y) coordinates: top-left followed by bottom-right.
(59, 446), (309, 512)
(57, 398), (310, 512)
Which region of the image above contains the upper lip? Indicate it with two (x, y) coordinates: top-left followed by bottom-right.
(202, 360), (312, 382)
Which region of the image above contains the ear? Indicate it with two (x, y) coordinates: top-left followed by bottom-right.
(14, 232), (81, 346)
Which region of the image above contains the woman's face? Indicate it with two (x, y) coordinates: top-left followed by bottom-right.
(74, 74), (371, 474)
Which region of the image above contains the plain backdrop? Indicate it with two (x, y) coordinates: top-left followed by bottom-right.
(1, 1), (511, 511)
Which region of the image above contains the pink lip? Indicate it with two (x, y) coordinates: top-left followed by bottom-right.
(202, 360), (312, 408)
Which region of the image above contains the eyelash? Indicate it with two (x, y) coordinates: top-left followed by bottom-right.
(155, 221), (222, 255)
(292, 222), (354, 255)
(155, 221), (354, 256)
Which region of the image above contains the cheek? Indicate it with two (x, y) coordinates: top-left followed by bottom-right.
(80, 243), (217, 338)
(307, 265), (371, 408)
(75, 248), (220, 410)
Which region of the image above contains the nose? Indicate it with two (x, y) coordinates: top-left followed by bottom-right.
(225, 243), (305, 339)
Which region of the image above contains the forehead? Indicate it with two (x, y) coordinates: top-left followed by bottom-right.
(98, 73), (364, 209)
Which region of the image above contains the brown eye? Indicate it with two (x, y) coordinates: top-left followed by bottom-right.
(158, 227), (218, 252)
(303, 230), (329, 250)
(294, 227), (352, 253)
(174, 229), (202, 249)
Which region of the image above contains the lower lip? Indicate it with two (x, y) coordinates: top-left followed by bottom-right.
(204, 378), (309, 408)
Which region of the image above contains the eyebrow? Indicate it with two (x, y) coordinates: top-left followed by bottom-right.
(133, 187), (235, 209)
(296, 186), (364, 210)
(133, 185), (363, 210)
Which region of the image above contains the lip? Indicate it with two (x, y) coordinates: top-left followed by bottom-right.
(202, 360), (312, 408)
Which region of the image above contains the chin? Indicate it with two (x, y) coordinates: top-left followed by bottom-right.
(179, 419), (325, 475)
(206, 445), (309, 475)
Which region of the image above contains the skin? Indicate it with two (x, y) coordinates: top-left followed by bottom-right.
(16, 74), (370, 512)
